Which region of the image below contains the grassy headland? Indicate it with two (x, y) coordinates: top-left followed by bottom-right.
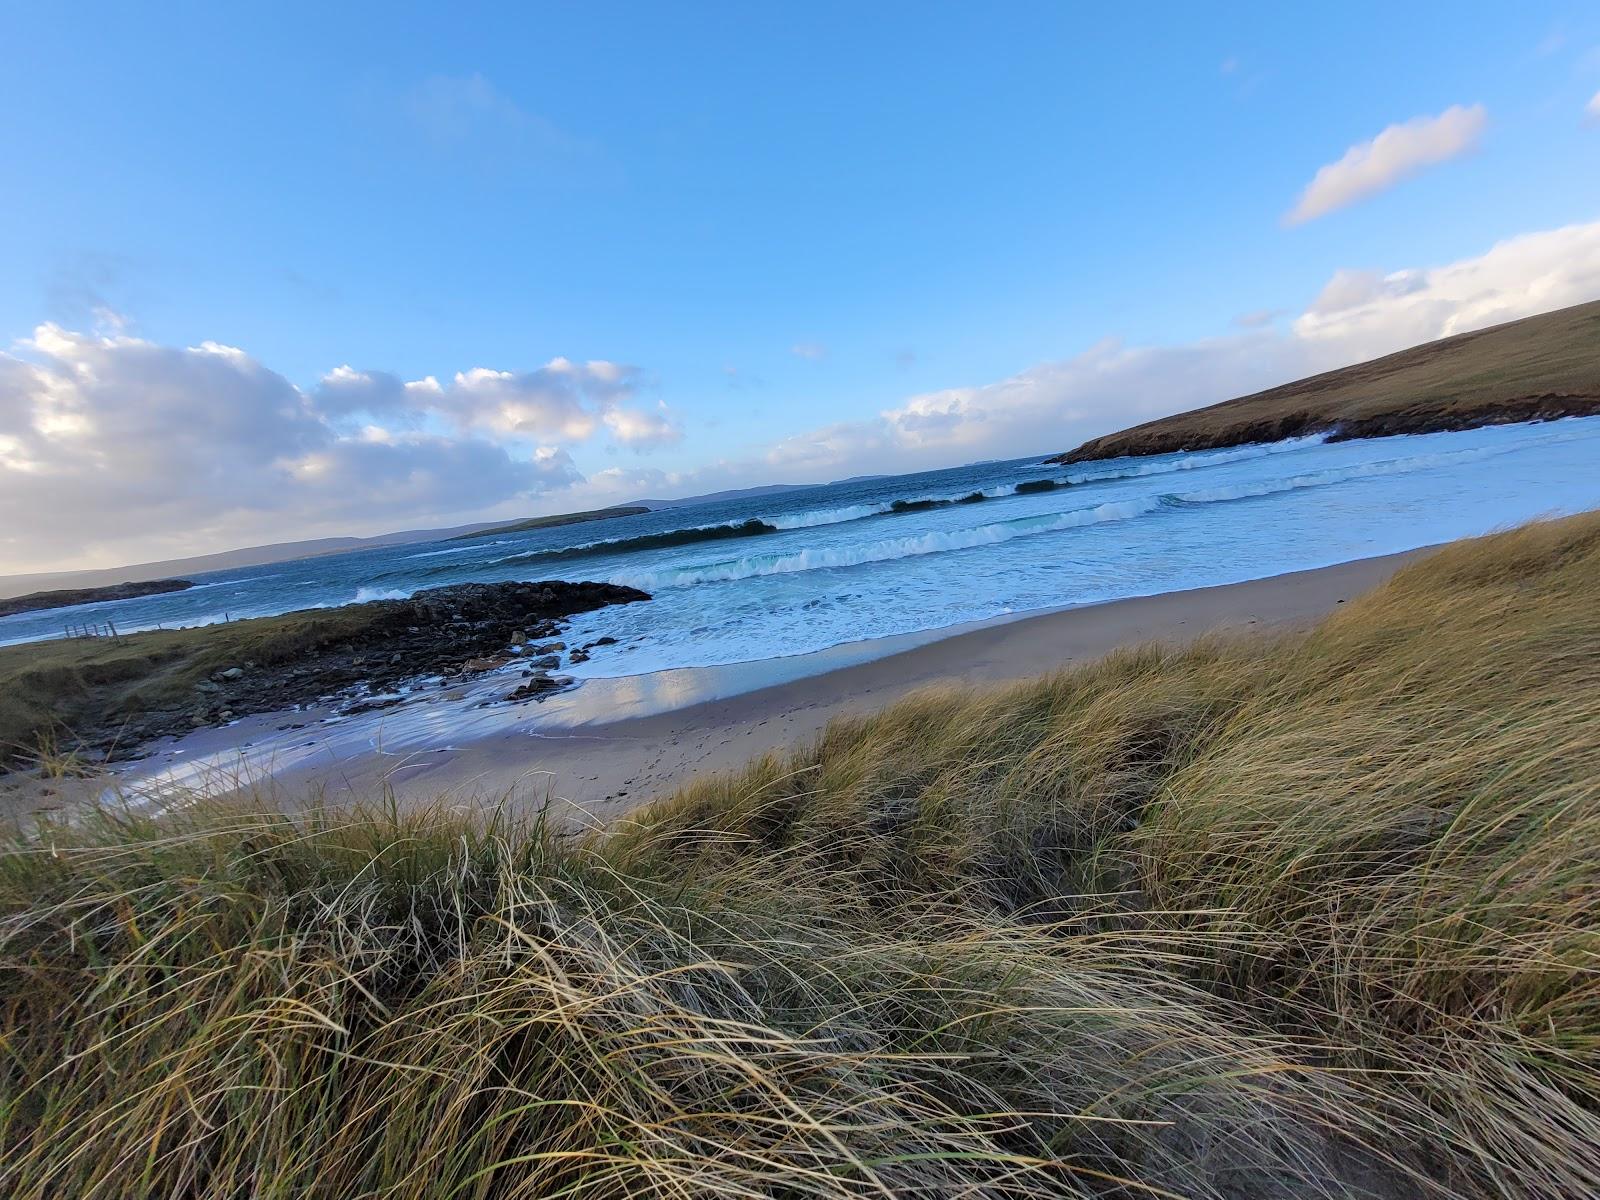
(447, 505), (650, 541)
(1051, 300), (1600, 463)
(0, 578), (194, 619)
(1, 511), (1596, 1195)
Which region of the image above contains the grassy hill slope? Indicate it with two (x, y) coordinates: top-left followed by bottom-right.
(1051, 300), (1600, 463)
(3, 512), (1598, 1197)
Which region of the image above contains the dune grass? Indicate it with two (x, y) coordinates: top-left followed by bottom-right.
(2, 513), (1598, 1197)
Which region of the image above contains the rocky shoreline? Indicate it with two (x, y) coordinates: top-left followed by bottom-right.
(188, 581), (650, 727)
(0, 580), (648, 769)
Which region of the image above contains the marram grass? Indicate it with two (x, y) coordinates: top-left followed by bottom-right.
(3, 512), (1599, 1198)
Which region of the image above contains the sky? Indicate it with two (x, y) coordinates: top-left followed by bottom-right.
(3, 1), (1600, 574)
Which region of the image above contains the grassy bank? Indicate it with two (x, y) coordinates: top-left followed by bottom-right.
(0, 605), (393, 763)
(2, 513), (1598, 1197)
(1051, 300), (1600, 462)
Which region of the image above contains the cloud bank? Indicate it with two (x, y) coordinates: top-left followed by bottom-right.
(0, 332), (676, 572)
(3, 218), (1599, 574)
(1286, 104), (1487, 225)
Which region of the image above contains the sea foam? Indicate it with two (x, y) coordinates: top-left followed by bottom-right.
(619, 498), (1161, 589)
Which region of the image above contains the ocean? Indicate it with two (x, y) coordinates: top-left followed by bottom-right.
(6, 417), (1600, 685)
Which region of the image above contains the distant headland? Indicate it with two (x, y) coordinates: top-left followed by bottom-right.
(1050, 300), (1600, 464)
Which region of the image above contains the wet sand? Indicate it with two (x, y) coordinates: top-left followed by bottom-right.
(214, 549), (1425, 829)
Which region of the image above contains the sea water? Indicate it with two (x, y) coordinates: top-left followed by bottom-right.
(4, 418), (1599, 688)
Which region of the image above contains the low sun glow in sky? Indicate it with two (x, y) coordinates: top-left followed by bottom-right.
(3, 2), (1600, 573)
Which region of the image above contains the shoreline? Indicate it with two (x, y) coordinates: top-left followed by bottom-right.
(107, 547), (1425, 829)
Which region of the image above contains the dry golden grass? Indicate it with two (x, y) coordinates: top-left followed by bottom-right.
(3, 512), (1598, 1197)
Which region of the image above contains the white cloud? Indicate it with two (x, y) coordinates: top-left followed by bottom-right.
(1285, 104), (1486, 225)
(1293, 220), (1600, 356)
(603, 401), (683, 447)
(0, 330), (679, 572)
(312, 358), (678, 447)
(1587, 90), (1600, 123)
(790, 342), (827, 360)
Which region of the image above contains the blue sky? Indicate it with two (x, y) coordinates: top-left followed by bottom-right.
(3, 2), (1600, 572)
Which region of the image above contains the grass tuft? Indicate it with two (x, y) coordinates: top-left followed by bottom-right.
(4, 512), (1600, 1197)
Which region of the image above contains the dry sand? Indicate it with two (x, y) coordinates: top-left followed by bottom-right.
(225, 550), (1423, 829)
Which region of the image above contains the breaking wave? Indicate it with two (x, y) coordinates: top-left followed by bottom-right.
(617, 498), (1162, 589)
(767, 504), (885, 530)
(1066, 434), (1329, 484)
(614, 432), (1586, 592)
(762, 486), (1010, 532)
(1168, 436), (1572, 505)
(353, 586), (413, 603)
(405, 543), (502, 559)
(490, 519), (778, 568)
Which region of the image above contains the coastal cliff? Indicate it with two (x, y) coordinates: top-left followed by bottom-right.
(1049, 300), (1600, 464)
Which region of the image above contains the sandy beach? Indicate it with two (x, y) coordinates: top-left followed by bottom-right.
(194, 548), (1421, 828)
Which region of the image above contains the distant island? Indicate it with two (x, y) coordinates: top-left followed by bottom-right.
(1050, 300), (1600, 463)
(447, 505), (651, 542)
(0, 579), (194, 619)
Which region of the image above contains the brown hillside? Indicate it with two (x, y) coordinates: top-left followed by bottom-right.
(1051, 300), (1600, 463)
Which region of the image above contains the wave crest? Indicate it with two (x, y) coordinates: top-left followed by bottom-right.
(1067, 434), (1328, 484)
(619, 498), (1160, 590)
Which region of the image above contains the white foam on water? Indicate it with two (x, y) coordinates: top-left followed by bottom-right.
(619, 497), (1162, 590)
(766, 503), (887, 530)
(1169, 433), (1578, 505)
(1067, 433), (1329, 484)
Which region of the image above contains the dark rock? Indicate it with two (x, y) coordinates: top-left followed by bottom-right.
(506, 675), (563, 703)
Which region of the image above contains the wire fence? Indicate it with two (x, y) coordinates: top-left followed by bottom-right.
(62, 620), (129, 644)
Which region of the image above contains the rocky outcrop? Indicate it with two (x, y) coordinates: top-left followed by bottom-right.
(191, 581), (649, 722)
